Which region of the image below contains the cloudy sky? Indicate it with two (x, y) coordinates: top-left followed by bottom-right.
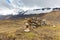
(22, 0), (60, 7)
(0, 0), (60, 15)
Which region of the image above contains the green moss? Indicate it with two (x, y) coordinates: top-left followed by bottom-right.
(24, 32), (36, 39)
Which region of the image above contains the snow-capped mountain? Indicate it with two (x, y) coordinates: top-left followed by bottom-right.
(0, 7), (60, 19)
(24, 8), (53, 15)
(0, 0), (59, 15)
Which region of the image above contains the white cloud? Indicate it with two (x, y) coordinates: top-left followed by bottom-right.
(0, 9), (18, 15)
(20, 6), (41, 11)
(0, 0), (60, 15)
(22, 0), (60, 7)
(0, 0), (60, 9)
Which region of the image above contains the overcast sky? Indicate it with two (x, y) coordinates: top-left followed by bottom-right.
(22, 0), (59, 7)
(0, 0), (60, 15)
(0, 0), (60, 9)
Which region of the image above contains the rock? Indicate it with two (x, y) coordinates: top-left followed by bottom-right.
(24, 28), (30, 32)
(25, 23), (29, 26)
(52, 25), (56, 28)
(31, 26), (36, 28)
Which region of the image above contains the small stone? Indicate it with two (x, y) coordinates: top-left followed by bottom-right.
(25, 23), (29, 25)
(24, 28), (30, 32)
(52, 25), (56, 28)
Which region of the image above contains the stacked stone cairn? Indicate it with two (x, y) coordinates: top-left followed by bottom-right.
(25, 17), (47, 28)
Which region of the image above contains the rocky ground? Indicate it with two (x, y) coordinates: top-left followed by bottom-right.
(0, 11), (60, 40)
(0, 19), (59, 40)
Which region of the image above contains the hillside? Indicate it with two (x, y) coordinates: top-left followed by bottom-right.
(0, 11), (60, 40)
(39, 11), (60, 26)
(43, 11), (60, 21)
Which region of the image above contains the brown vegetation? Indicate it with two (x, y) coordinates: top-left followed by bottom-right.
(0, 11), (60, 40)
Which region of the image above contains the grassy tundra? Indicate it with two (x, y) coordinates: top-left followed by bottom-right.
(0, 11), (60, 40)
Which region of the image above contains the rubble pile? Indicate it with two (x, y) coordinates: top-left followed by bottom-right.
(25, 17), (47, 28)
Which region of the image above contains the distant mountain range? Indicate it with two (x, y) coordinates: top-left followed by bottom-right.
(17, 7), (60, 15)
(0, 8), (60, 20)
